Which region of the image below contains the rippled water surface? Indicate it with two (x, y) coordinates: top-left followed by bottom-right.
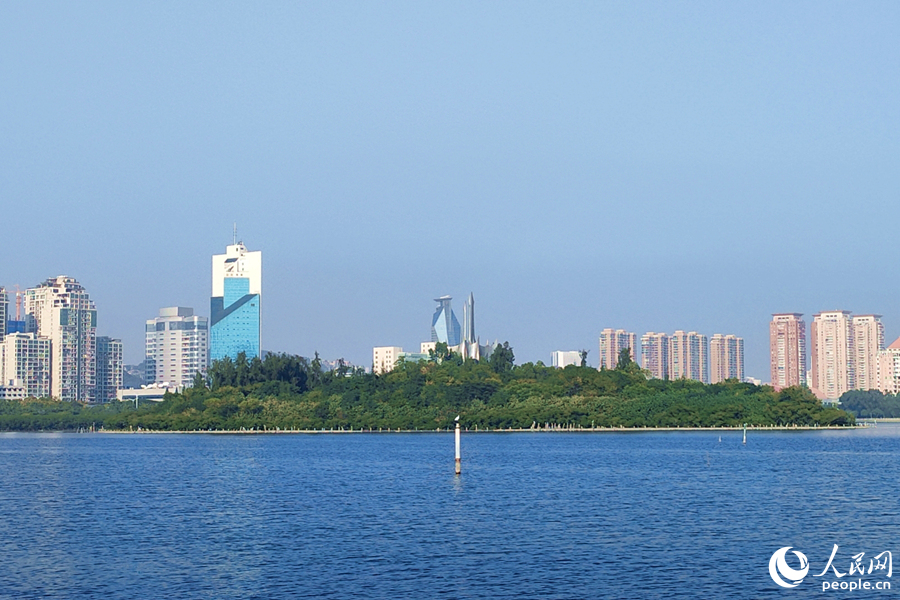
(1, 427), (899, 599)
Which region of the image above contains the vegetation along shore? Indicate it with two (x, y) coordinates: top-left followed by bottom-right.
(0, 345), (855, 432)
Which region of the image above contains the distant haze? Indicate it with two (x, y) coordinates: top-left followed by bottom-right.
(2, 2), (898, 379)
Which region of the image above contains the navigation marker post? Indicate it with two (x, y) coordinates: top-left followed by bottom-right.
(455, 415), (461, 475)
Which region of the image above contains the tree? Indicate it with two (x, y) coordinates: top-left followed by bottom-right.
(489, 342), (515, 374)
(616, 348), (633, 371)
(191, 371), (207, 390)
(579, 349), (589, 368)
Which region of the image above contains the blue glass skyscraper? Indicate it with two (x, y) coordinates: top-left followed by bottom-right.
(431, 296), (461, 347)
(210, 241), (262, 362)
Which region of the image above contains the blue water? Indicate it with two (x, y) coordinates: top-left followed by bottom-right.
(1, 428), (898, 599)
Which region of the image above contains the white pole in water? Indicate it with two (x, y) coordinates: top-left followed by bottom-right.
(455, 419), (461, 475)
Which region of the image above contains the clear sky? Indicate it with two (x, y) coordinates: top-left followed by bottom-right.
(2, 2), (899, 379)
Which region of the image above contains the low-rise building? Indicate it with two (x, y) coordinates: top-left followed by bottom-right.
(551, 351), (582, 368)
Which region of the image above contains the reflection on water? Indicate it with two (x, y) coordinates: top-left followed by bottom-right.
(0, 427), (898, 599)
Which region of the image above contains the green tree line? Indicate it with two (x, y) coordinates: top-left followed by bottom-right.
(838, 389), (900, 418)
(0, 347), (854, 431)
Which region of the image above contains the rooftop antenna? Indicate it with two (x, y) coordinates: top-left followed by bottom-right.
(233, 223), (237, 245)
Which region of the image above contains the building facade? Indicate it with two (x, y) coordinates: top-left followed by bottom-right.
(0, 286), (6, 341)
(24, 276), (97, 402)
(373, 346), (403, 375)
(431, 296), (461, 347)
(641, 332), (669, 380)
(551, 351), (582, 368)
(210, 241), (262, 362)
(809, 311), (853, 400)
(599, 329), (637, 370)
(852, 315), (884, 392)
(95, 336), (123, 403)
(668, 331), (708, 383)
(709, 334), (744, 384)
(1, 332), (51, 398)
(146, 307), (209, 388)
(770, 313), (807, 391)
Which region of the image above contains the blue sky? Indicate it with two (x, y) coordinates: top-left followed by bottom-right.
(2, 2), (898, 378)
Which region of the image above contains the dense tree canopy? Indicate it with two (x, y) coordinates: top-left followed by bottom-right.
(838, 390), (900, 418)
(0, 346), (854, 431)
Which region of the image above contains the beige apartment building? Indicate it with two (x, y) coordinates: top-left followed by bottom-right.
(373, 346), (403, 375)
(24, 276), (97, 402)
(769, 313), (806, 391)
(709, 334), (744, 384)
(877, 337), (900, 395)
(598, 329), (637, 370)
(668, 331), (708, 383)
(640, 332), (668, 380)
(809, 311), (853, 400)
(852, 315), (884, 392)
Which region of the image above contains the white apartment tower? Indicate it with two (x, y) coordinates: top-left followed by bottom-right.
(24, 276), (97, 402)
(852, 315), (884, 392)
(709, 334), (744, 384)
(599, 329), (637, 370)
(1, 333), (51, 398)
(641, 332), (669, 380)
(810, 310), (853, 401)
(145, 307), (209, 388)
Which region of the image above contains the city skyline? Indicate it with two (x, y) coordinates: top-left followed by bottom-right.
(5, 267), (900, 384)
(2, 3), (899, 381)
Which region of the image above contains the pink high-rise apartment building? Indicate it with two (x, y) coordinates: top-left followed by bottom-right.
(810, 310), (853, 400)
(668, 331), (708, 383)
(709, 334), (744, 384)
(640, 332), (668, 379)
(769, 313), (806, 391)
(877, 337), (900, 395)
(852, 315), (884, 392)
(599, 328), (637, 370)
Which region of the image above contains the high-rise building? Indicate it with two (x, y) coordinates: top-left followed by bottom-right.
(709, 334), (744, 383)
(95, 336), (123, 403)
(25, 276), (97, 402)
(599, 329), (637, 370)
(1, 332), (51, 398)
(431, 296), (461, 347)
(210, 241), (262, 363)
(877, 337), (900, 395)
(852, 315), (884, 392)
(145, 307), (209, 388)
(0, 286), (7, 342)
(770, 313), (807, 391)
(462, 293), (475, 345)
(641, 332), (669, 380)
(551, 351), (582, 368)
(668, 331), (708, 383)
(810, 310), (853, 400)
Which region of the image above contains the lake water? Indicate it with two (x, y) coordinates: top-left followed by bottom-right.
(1, 427), (898, 599)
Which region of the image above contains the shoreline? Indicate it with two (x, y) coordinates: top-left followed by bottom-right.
(84, 424), (866, 434)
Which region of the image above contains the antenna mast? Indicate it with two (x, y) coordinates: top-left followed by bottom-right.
(233, 223), (237, 245)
